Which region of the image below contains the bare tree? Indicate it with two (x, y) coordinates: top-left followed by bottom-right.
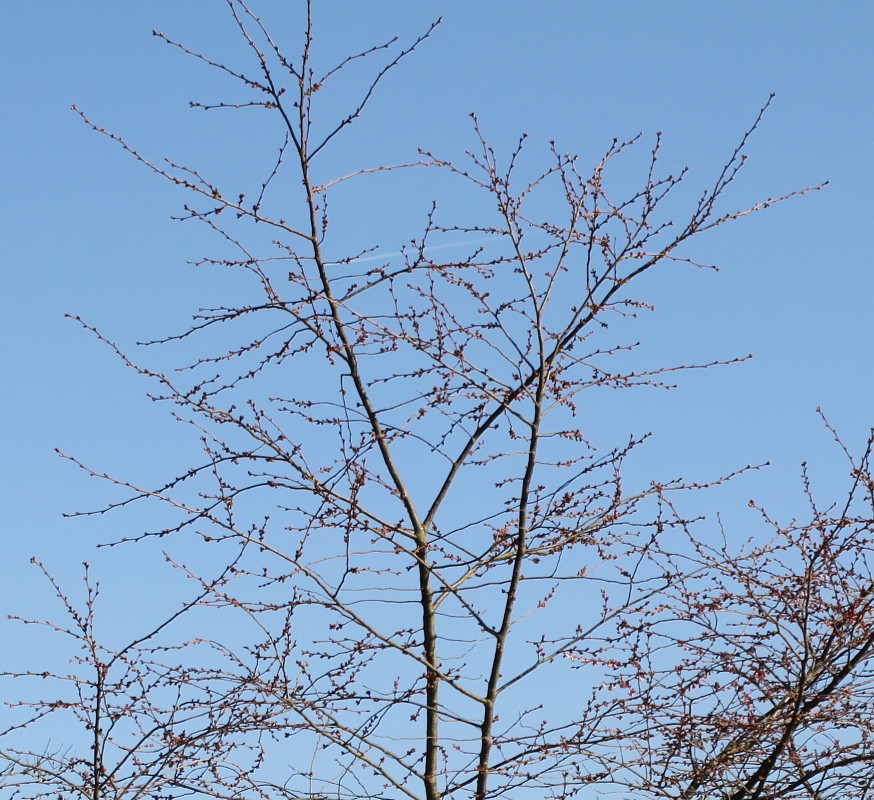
(5, 3), (874, 800)
(566, 418), (874, 799)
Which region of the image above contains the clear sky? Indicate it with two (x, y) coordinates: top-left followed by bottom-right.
(1, 0), (873, 774)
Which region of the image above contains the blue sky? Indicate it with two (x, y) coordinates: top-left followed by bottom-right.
(1, 0), (873, 770)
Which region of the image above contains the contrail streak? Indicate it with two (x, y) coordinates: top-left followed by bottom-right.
(344, 237), (492, 265)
